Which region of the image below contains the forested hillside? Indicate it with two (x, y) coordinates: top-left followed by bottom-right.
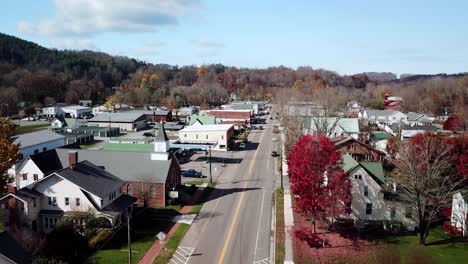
(0, 32), (467, 118)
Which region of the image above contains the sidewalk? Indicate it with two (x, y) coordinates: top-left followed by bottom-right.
(138, 186), (205, 264)
(281, 130), (295, 264)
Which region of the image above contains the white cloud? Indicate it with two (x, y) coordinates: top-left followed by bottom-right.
(18, 0), (201, 37)
(191, 39), (224, 48)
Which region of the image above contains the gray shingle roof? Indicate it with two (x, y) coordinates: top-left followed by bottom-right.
(55, 149), (173, 184)
(366, 110), (401, 117)
(89, 112), (146, 123)
(0, 232), (33, 264)
(54, 160), (123, 198)
(12, 130), (65, 149)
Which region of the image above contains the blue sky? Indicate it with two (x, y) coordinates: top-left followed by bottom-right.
(2, 0), (468, 75)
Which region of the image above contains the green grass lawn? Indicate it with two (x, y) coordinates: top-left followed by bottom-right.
(183, 180), (204, 186)
(90, 207), (181, 264)
(15, 123), (50, 134)
(275, 188), (285, 264)
(370, 226), (468, 264)
(189, 183), (216, 215)
(152, 223), (190, 264)
(103, 143), (153, 152)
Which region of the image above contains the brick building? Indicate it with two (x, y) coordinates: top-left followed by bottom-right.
(205, 109), (251, 125)
(332, 136), (386, 162)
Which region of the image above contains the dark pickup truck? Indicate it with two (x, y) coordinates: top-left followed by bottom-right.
(181, 169), (203, 178)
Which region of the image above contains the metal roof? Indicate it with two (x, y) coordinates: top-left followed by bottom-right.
(366, 110), (403, 117)
(12, 130), (65, 149)
(89, 112), (146, 123)
(304, 117), (360, 134)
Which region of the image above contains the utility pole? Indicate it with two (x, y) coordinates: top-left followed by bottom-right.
(127, 208), (132, 264)
(209, 145), (213, 183)
(109, 116), (112, 141)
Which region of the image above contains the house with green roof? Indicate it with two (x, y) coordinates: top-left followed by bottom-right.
(342, 153), (416, 230)
(304, 117), (360, 139)
(188, 114), (217, 126)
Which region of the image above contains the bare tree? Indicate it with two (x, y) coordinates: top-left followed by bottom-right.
(392, 134), (466, 245)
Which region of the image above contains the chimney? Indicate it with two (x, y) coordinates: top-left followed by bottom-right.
(68, 151), (78, 168)
(7, 186), (17, 194)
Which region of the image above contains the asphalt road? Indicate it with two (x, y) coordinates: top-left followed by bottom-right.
(173, 118), (279, 264)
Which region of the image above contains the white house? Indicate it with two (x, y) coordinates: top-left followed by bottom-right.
(42, 106), (64, 117)
(451, 191), (468, 237)
(361, 110), (407, 126)
(88, 112), (147, 131)
(0, 152), (136, 234)
(304, 117), (360, 139)
(178, 123), (234, 151)
(342, 154), (417, 230)
(400, 124), (438, 140)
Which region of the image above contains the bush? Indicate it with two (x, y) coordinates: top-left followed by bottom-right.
(89, 229), (112, 250)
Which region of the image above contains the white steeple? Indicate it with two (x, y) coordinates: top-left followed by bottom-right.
(151, 122), (170, 160)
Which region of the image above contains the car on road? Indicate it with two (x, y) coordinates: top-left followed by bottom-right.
(258, 125), (264, 130)
(271, 151), (279, 157)
(181, 169), (203, 178)
(143, 132), (154, 137)
(239, 142), (246, 150)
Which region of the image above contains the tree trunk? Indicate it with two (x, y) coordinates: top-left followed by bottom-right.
(312, 220), (316, 234)
(419, 223), (429, 245)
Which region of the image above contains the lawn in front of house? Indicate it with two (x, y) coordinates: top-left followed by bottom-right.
(372, 226), (468, 264)
(15, 123), (50, 134)
(90, 206), (181, 264)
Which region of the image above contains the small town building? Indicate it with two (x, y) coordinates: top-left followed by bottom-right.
(361, 110), (407, 126)
(70, 126), (120, 138)
(187, 114), (217, 126)
(12, 130), (65, 162)
(0, 152), (136, 234)
(132, 110), (173, 122)
(61, 105), (92, 118)
(78, 100), (92, 107)
(332, 136), (386, 162)
(178, 106), (198, 117)
(406, 112), (434, 126)
(400, 124), (438, 140)
(88, 112), (147, 131)
(205, 109), (251, 125)
(451, 191), (468, 237)
(342, 154), (416, 230)
(178, 123), (234, 151)
(304, 117), (360, 139)
(57, 132), (94, 146)
(285, 101), (325, 117)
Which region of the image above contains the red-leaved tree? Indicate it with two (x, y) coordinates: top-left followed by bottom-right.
(443, 115), (466, 131)
(288, 134), (352, 235)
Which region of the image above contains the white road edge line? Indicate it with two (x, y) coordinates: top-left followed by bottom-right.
(253, 189), (266, 262)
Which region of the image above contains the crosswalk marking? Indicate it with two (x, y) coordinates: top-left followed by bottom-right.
(170, 247), (194, 264)
(254, 258), (270, 264)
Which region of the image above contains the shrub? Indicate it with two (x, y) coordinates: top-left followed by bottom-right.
(442, 221), (462, 236)
(89, 229), (112, 250)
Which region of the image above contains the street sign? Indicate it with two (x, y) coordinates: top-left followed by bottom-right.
(157, 232), (166, 243)
(169, 191), (179, 199)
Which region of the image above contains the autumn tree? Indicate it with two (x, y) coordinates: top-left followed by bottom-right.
(0, 118), (20, 195)
(104, 95), (119, 112)
(443, 116), (466, 131)
(288, 134), (352, 235)
(392, 133), (466, 245)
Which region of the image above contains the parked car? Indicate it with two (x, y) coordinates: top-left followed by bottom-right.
(239, 142), (246, 150)
(181, 169), (203, 178)
(258, 126), (264, 130)
(271, 151), (279, 157)
(143, 132), (154, 137)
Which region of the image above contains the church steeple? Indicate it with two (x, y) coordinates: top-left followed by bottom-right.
(151, 122), (170, 160)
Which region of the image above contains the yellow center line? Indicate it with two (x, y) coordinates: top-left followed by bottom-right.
(217, 130), (266, 264)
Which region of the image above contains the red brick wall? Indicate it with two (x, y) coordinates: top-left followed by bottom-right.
(207, 111), (251, 120)
(145, 112), (173, 122)
(122, 155), (181, 207)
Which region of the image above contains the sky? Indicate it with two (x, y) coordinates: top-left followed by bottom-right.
(1, 0), (468, 75)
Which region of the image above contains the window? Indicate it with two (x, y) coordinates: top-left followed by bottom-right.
(354, 175), (358, 180)
(364, 186), (369, 197)
(44, 217), (49, 228)
(48, 197), (52, 205)
(33, 199), (36, 207)
(391, 207), (396, 219)
(405, 206), (412, 218)
(184, 134), (187, 138)
(366, 203), (372, 215)
(33, 174), (38, 181)
(52, 197), (57, 206)
(221, 135), (224, 140)
(42, 147), (47, 152)
(65, 197), (70, 206)
(100, 199), (103, 207)
(206, 135), (208, 139)
(76, 198), (81, 207)
(358, 175), (362, 180)
(22, 173), (28, 181)
(150, 186), (156, 198)
(196, 134), (198, 139)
